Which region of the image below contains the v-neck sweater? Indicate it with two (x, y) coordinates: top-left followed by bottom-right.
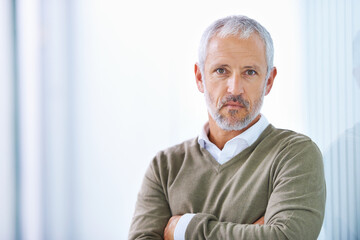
(197, 115), (269, 165)
(128, 125), (326, 240)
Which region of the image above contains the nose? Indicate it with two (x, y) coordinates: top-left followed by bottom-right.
(227, 73), (244, 95)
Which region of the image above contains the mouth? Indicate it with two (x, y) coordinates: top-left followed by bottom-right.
(219, 94), (250, 110)
(223, 101), (245, 108)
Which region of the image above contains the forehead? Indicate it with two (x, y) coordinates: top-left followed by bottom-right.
(205, 33), (267, 67)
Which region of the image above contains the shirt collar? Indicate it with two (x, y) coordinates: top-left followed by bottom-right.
(198, 114), (269, 149)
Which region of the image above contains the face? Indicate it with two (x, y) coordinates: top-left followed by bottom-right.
(195, 34), (276, 131)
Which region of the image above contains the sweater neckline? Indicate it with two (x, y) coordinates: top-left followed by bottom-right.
(198, 124), (275, 173)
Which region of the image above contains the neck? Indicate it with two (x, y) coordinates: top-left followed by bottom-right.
(208, 114), (261, 150)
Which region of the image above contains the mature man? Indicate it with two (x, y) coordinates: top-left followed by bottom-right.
(129, 15), (326, 240)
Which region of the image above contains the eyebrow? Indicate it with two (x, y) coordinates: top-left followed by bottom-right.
(243, 65), (260, 70)
(209, 63), (263, 71)
(211, 64), (230, 69)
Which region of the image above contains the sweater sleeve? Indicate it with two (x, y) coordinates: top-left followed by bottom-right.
(184, 139), (326, 240)
(128, 157), (171, 240)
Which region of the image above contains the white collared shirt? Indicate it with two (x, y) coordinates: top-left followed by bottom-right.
(198, 114), (269, 164)
(174, 115), (270, 240)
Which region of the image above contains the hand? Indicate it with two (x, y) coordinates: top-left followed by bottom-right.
(253, 216), (264, 225)
(164, 215), (182, 240)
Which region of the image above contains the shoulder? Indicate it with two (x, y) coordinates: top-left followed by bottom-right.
(148, 137), (201, 178)
(154, 137), (200, 163)
(263, 126), (323, 174)
(158, 137), (199, 156)
(263, 125), (320, 152)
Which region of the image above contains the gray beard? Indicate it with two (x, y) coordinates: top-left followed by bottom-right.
(204, 84), (266, 131)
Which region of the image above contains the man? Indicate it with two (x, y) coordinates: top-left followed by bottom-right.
(129, 15), (326, 240)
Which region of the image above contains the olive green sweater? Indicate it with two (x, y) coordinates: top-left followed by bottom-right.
(129, 125), (326, 239)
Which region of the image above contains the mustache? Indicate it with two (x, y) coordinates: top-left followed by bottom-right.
(219, 95), (250, 109)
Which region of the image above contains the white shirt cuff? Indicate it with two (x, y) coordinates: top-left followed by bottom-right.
(173, 213), (196, 240)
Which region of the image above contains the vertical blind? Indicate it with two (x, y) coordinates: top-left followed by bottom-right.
(0, 0), (15, 239)
(303, 0), (360, 239)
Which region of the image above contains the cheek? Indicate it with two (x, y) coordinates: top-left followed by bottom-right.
(206, 83), (228, 104)
(213, 90), (228, 107)
(244, 86), (264, 104)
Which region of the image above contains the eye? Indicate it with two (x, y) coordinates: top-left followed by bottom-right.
(245, 70), (257, 76)
(216, 68), (226, 74)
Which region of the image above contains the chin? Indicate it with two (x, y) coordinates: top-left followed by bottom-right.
(215, 115), (251, 131)
(219, 122), (248, 131)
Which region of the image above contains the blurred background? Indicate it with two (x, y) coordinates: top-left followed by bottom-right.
(0, 0), (359, 239)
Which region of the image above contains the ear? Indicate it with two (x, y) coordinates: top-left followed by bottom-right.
(195, 63), (204, 93)
(264, 67), (277, 96)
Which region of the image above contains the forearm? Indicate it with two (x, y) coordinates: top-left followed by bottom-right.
(185, 213), (303, 240)
(170, 214), (265, 240)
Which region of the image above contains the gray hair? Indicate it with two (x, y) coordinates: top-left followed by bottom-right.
(198, 15), (274, 79)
